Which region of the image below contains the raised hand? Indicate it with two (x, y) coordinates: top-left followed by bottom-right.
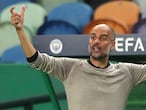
(10, 5), (26, 30)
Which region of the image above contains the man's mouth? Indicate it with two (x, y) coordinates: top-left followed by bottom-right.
(93, 46), (101, 52)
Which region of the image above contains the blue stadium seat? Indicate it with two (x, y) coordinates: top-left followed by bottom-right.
(83, 0), (109, 9)
(0, 0), (30, 13)
(37, 20), (81, 35)
(47, 2), (93, 32)
(1, 45), (27, 63)
(132, 18), (146, 33)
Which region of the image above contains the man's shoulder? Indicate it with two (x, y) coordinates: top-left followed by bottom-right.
(111, 62), (133, 69)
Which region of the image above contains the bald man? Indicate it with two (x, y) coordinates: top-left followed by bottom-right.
(10, 5), (146, 110)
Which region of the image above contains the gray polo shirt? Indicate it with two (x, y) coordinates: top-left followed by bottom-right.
(28, 52), (146, 110)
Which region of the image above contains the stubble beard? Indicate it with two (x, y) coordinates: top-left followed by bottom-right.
(90, 52), (108, 61)
(88, 45), (109, 61)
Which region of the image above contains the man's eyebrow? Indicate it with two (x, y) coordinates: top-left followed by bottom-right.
(90, 33), (96, 36)
(100, 34), (108, 36)
(90, 33), (109, 37)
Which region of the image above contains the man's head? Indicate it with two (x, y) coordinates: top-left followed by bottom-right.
(89, 24), (116, 61)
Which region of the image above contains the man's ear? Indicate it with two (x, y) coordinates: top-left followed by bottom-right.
(111, 41), (115, 50)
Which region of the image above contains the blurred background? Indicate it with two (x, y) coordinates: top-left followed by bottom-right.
(0, 0), (146, 110)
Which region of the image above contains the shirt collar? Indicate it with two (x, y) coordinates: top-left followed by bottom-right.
(87, 59), (110, 69)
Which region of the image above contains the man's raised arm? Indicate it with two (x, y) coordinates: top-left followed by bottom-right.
(10, 5), (36, 58)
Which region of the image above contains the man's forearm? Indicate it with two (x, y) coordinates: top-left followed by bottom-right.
(16, 29), (36, 58)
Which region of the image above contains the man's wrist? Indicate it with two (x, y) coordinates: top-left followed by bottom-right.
(16, 27), (24, 32)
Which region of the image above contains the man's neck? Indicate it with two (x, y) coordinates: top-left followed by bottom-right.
(89, 57), (110, 69)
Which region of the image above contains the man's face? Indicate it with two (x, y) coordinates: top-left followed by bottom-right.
(89, 25), (115, 60)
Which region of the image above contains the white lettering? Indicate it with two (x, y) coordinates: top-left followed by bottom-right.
(115, 37), (144, 52)
(115, 38), (124, 52)
(125, 38), (134, 52)
(134, 38), (144, 51)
